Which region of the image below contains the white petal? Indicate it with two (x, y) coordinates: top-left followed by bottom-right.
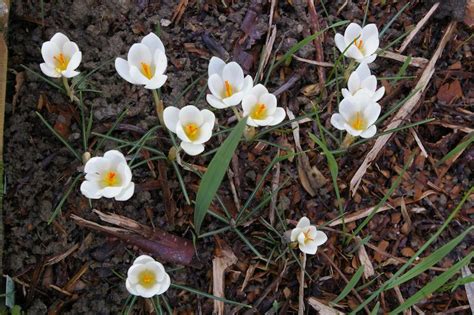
(330, 113), (346, 130)
(193, 122), (213, 144)
(101, 186), (123, 198)
(339, 98), (360, 122)
(156, 273), (171, 295)
(206, 94), (227, 109)
(222, 62), (244, 91)
(40, 63), (60, 78)
(84, 157), (110, 174)
(115, 182), (135, 201)
(163, 106), (180, 133)
(363, 102), (381, 126)
(117, 161), (132, 184)
(133, 255), (155, 265)
(360, 124), (377, 138)
(299, 241), (318, 255)
(267, 107), (285, 126)
(363, 54), (377, 64)
(144, 74), (167, 89)
(126, 279), (139, 296)
(80, 181), (102, 199)
(222, 91), (244, 106)
(362, 24), (379, 42)
(373, 87), (385, 102)
(127, 264), (144, 281)
(115, 58), (134, 84)
(290, 228), (302, 242)
(179, 105), (203, 126)
(313, 231), (328, 246)
(153, 48), (167, 75)
(334, 33), (346, 53)
(130, 65), (149, 85)
(180, 142), (205, 156)
(364, 36), (379, 56)
(361, 75), (377, 92)
(246, 118), (258, 127)
(127, 43), (152, 67)
(62, 69), (80, 78)
(254, 116), (276, 126)
(251, 84), (268, 98)
(344, 123), (363, 137)
(50, 32), (70, 50)
(296, 217), (310, 228)
(104, 150), (127, 167)
(62, 41), (79, 59)
(135, 285), (156, 298)
(242, 94), (258, 115)
(41, 42), (60, 65)
(355, 62), (371, 79)
(208, 74), (224, 99)
(259, 93), (277, 115)
(201, 109), (216, 127)
(176, 124), (191, 142)
(341, 88), (351, 99)
(141, 32), (165, 55)
(241, 75), (254, 94)
(66, 51), (82, 72)
(208, 56), (226, 77)
(347, 72), (361, 93)
(345, 45), (364, 61)
(344, 23), (362, 44)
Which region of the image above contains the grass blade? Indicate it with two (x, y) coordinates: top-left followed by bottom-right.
(194, 117), (248, 235)
(389, 251), (474, 314)
(435, 133), (474, 167)
(331, 265), (365, 304)
(170, 283), (251, 308)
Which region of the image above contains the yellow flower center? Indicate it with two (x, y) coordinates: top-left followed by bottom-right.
(223, 80), (233, 98)
(303, 229), (314, 245)
(349, 112), (367, 131)
(54, 53), (69, 72)
(354, 38), (365, 54)
(138, 270), (156, 288)
(102, 171), (121, 187)
(184, 123), (200, 141)
(250, 103), (267, 120)
(140, 62), (154, 80)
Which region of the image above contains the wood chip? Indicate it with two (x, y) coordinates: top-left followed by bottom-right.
(213, 239), (238, 315)
(308, 297), (345, 315)
(350, 22), (457, 195)
(356, 237), (375, 278)
(378, 50), (429, 68)
(461, 266), (474, 314)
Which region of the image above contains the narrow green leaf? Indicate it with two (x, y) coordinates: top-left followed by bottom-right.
(436, 133), (474, 167)
(332, 265), (365, 304)
(194, 117), (248, 235)
(389, 251), (474, 314)
(170, 283), (251, 308)
(387, 226), (474, 289)
(379, 1), (410, 37)
(370, 302), (380, 315)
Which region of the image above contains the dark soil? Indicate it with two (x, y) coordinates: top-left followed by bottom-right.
(3, 0), (473, 314)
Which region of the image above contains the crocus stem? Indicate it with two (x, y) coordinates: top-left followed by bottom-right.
(298, 253), (307, 315)
(62, 76), (73, 101)
(341, 133), (356, 149)
(152, 89), (164, 126)
(344, 59), (357, 82)
(231, 106), (242, 121)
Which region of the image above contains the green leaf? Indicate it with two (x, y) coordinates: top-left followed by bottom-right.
(331, 265), (365, 305)
(389, 251), (474, 314)
(194, 117), (248, 235)
(436, 133), (474, 167)
(387, 226), (474, 289)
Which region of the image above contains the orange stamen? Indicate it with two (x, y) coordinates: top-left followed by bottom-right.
(350, 112), (366, 131)
(140, 62), (153, 79)
(184, 123), (200, 141)
(224, 80), (233, 98)
(53, 53), (69, 71)
(250, 103), (267, 120)
(355, 38), (364, 50)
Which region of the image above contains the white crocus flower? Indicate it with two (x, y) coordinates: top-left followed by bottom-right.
(335, 23), (379, 63)
(126, 255), (171, 298)
(330, 90), (381, 138)
(290, 217), (328, 255)
(163, 105), (215, 156)
(206, 56), (253, 109)
(80, 150), (135, 201)
(115, 32), (167, 89)
(40, 32), (82, 78)
(342, 62), (385, 102)
(242, 84), (285, 127)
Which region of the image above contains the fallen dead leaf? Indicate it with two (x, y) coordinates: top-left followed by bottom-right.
(374, 240), (389, 263)
(401, 247), (416, 258)
(213, 238), (238, 315)
(437, 80), (463, 104)
(308, 297), (345, 315)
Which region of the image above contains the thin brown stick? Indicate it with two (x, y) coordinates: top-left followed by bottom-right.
(306, 0), (326, 91)
(298, 253), (307, 315)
